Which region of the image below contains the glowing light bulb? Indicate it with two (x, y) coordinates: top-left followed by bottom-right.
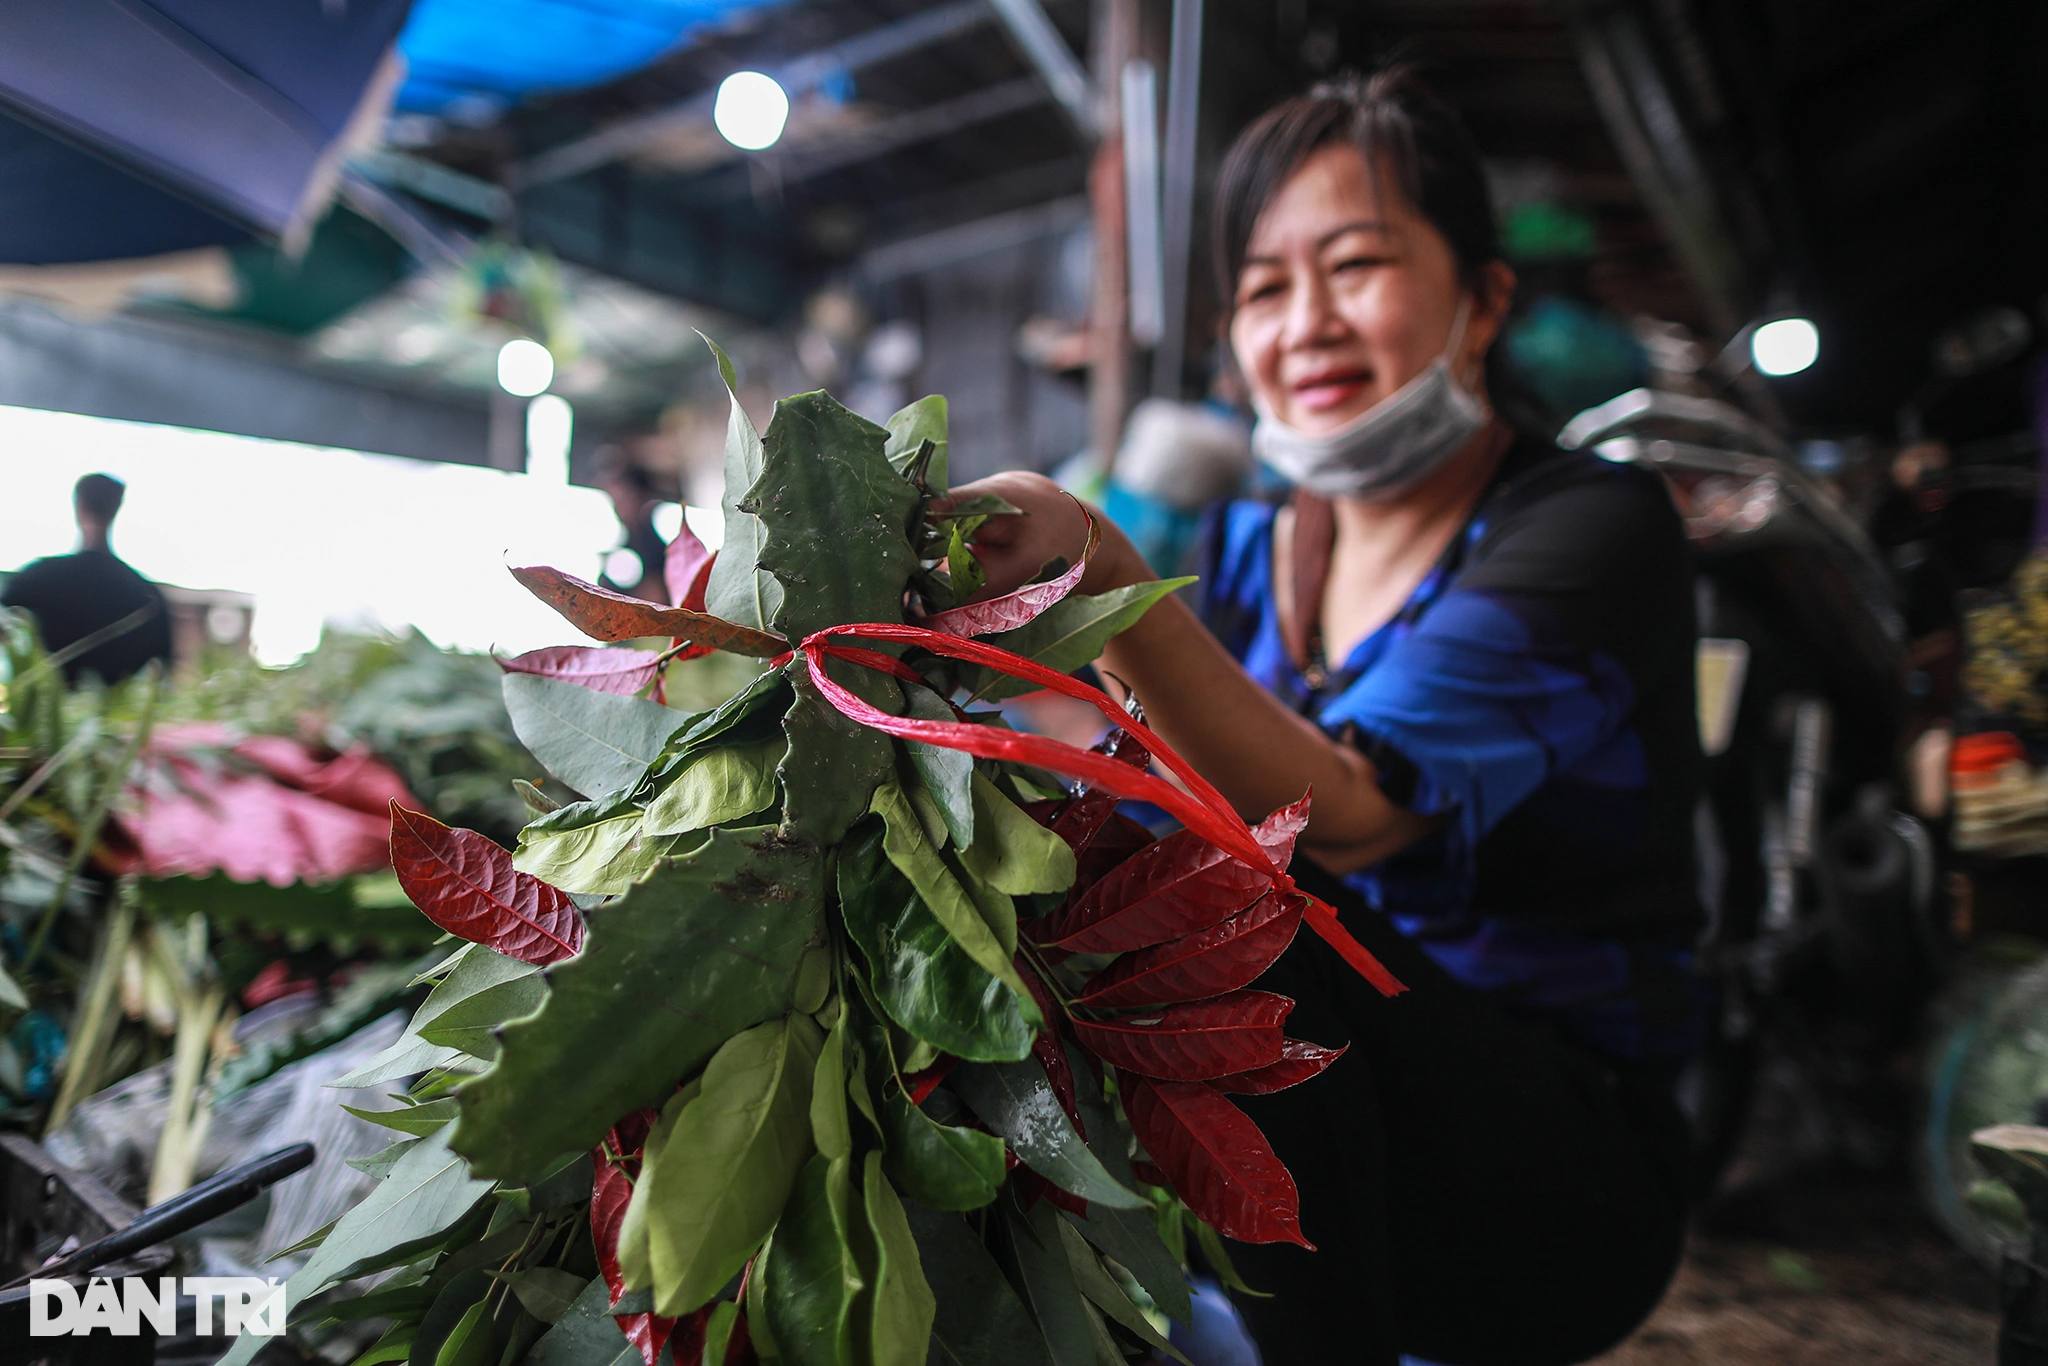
(1751, 318), (1819, 377)
(714, 71), (790, 151)
(525, 394), (572, 483)
(497, 338), (554, 396)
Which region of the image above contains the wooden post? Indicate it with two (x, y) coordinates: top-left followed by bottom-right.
(1087, 0), (1139, 477)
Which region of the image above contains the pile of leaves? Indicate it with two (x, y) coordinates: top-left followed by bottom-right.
(243, 346), (1403, 1366)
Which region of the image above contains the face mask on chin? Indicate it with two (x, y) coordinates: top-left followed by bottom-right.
(1250, 301), (1491, 501)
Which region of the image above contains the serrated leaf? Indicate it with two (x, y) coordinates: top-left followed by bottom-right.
(751, 389), (921, 644)
(902, 1200), (1049, 1366)
(884, 394), (949, 491)
(855, 1150), (936, 1366)
(970, 578), (1195, 703)
(391, 805), (584, 964)
(641, 1015), (823, 1316)
(504, 672), (691, 799)
(501, 646), (666, 697)
(703, 335), (784, 632)
(901, 683), (973, 849)
(839, 818), (1035, 1064)
(951, 1059), (1145, 1209)
(644, 738), (782, 836)
(511, 564), (786, 655)
(513, 793), (672, 896)
(957, 773), (1076, 897)
(869, 779), (1036, 1008)
(451, 829), (826, 1181)
(762, 1153), (864, 1366)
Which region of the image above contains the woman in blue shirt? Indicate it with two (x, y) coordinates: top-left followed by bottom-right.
(958, 69), (1697, 1365)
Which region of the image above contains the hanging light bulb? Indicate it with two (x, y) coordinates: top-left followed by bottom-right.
(714, 71), (790, 151)
(1751, 318), (1819, 377)
(497, 338), (555, 396)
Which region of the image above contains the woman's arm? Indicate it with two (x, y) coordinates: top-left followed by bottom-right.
(949, 472), (1432, 874)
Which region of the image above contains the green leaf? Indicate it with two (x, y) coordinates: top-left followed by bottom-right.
(0, 960), (27, 1013)
(452, 828), (825, 1181)
(640, 1015), (823, 1316)
(415, 1269), (493, 1366)
(268, 1215), (341, 1260)
(503, 673), (689, 798)
(1006, 1201), (1110, 1366)
(504, 1267), (590, 1324)
(751, 389), (921, 645)
(702, 1298), (743, 1366)
(762, 1154), (865, 1366)
(781, 658), (896, 846)
(854, 1151), (936, 1366)
(512, 793), (672, 896)
(950, 1060), (1146, 1209)
(839, 819), (1034, 1064)
(343, 1097), (459, 1136)
(884, 394), (949, 492)
(302, 1281), (436, 1326)
(643, 738), (783, 836)
(811, 1013), (853, 1162)
(528, 1275), (643, 1366)
(900, 685), (973, 850)
(703, 335), (785, 633)
(957, 773), (1075, 896)
(971, 578), (1196, 703)
(944, 520), (985, 598)
(330, 949), (535, 1089)
(347, 1321), (415, 1366)
(415, 972), (548, 1059)
(868, 780), (1036, 1009)
(879, 1088), (1006, 1212)
(902, 1199), (1050, 1366)
(1061, 1040), (1190, 1325)
(1056, 1216), (1187, 1363)
(617, 1084), (695, 1293)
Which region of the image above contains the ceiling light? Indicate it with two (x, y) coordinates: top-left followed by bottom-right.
(1751, 318), (1819, 377)
(714, 71), (790, 151)
(497, 338), (554, 396)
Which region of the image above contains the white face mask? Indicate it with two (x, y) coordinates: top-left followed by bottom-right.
(1250, 302), (1490, 501)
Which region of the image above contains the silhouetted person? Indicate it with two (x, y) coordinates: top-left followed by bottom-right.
(3, 474), (172, 684)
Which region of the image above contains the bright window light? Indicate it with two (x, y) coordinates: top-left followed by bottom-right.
(714, 71), (790, 151)
(0, 405), (617, 665)
(497, 337), (554, 396)
(525, 394), (573, 483)
(1751, 317), (1819, 377)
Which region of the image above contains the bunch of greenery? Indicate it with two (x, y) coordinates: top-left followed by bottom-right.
(239, 346), (1402, 1366)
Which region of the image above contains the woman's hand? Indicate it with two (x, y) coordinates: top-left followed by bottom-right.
(939, 471), (1149, 599)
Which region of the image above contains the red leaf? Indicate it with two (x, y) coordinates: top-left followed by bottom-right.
(1038, 828), (1272, 954)
(1211, 1039), (1348, 1096)
(798, 626), (1405, 999)
(919, 504), (1100, 637)
(1120, 1074), (1310, 1247)
(667, 523), (714, 610)
(1075, 893), (1304, 1009)
(901, 1055), (958, 1106)
(1017, 959), (1082, 1136)
(500, 645), (665, 697)
(511, 564), (786, 656)
(388, 804), (583, 965)
(1131, 1159), (1169, 1189)
(1253, 792), (1311, 863)
(1016, 1168), (1089, 1217)
(590, 1110), (677, 1365)
(1069, 990), (1290, 1081)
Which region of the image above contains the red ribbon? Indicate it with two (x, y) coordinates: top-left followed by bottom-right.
(798, 622), (1405, 998)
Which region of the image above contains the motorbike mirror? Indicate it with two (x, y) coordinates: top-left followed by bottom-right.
(1932, 306), (2031, 378)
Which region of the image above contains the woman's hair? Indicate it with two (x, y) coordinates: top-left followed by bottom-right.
(1212, 67), (1500, 306)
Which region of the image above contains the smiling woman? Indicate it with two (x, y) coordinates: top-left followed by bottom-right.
(947, 67), (1702, 1366)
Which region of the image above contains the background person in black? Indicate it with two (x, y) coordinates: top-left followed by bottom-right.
(3, 473), (171, 684)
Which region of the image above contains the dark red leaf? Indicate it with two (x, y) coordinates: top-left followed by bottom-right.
(1075, 894), (1305, 1008)
(1120, 1074), (1309, 1247)
(500, 645), (665, 697)
(800, 626), (1405, 999)
(1017, 1168), (1090, 1218)
(1038, 828), (1271, 954)
(511, 564), (786, 656)
(591, 1110), (676, 1365)
(1211, 1039), (1348, 1096)
(1131, 1159), (1170, 1189)
(918, 506), (1100, 637)
(389, 804), (583, 965)
(667, 523), (714, 610)
(1253, 792), (1311, 863)
(1069, 990), (1290, 1081)
(1017, 959), (1083, 1136)
(902, 1055), (958, 1106)
(725, 1307), (755, 1365)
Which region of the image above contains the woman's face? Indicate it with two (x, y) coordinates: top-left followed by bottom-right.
(1229, 144), (1506, 434)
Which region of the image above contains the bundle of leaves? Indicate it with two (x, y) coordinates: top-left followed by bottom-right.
(243, 345), (1403, 1366)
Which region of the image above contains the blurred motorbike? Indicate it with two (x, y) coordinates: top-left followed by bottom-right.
(1560, 389), (1941, 1187)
